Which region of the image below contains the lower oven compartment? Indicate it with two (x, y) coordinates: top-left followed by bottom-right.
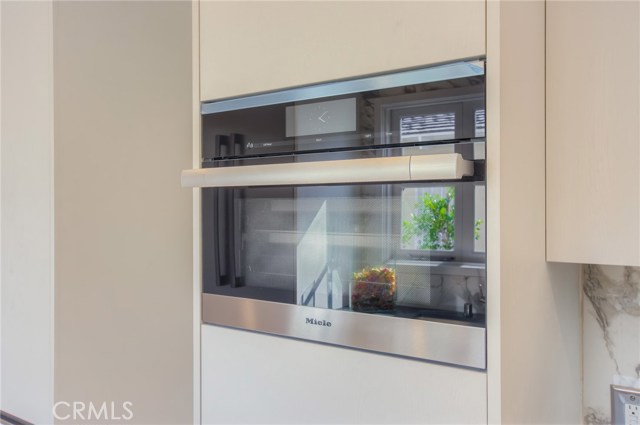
(197, 173), (486, 369)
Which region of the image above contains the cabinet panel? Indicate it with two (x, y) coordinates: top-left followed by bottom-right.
(201, 324), (487, 424)
(199, 1), (485, 101)
(546, 1), (640, 265)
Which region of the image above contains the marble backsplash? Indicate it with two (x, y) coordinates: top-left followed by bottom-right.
(583, 265), (640, 424)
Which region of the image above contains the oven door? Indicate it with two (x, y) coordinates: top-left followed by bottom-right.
(183, 153), (486, 369)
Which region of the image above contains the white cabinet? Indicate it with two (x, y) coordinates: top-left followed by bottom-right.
(546, 1), (640, 266)
(201, 324), (487, 425)
(199, 1), (486, 101)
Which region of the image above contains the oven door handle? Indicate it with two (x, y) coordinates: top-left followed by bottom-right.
(182, 153), (473, 188)
(225, 186), (244, 288)
(214, 135), (243, 287)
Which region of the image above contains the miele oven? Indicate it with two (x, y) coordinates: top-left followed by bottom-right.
(183, 60), (487, 369)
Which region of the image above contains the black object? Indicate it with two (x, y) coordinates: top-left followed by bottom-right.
(463, 303), (474, 318)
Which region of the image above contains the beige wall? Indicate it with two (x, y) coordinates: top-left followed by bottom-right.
(1, 1), (54, 423)
(53, 2), (193, 423)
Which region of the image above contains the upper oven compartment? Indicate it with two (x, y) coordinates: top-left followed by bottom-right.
(196, 60), (485, 163)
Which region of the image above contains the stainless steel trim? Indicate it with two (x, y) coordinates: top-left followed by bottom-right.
(201, 60), (485, 114)
(182, 153), (473, 188)
(202, 293), (486, 369)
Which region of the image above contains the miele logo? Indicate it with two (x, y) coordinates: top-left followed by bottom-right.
(306, 317), (332, 327)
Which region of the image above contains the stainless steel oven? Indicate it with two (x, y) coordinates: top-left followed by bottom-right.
(183, 60), (487, 369)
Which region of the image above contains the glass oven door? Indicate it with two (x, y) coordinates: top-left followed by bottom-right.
(193, 153), (486, 327)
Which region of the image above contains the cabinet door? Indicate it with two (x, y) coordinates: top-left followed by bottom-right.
(546, 1), (640, 266)
(199, 1), (485, 101)
(201, 324), (487, 424)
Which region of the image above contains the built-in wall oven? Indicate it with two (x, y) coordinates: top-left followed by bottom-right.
(183, 60), (487, 369)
